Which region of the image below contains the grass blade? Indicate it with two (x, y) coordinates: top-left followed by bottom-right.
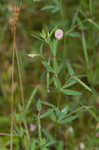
(73, 77), (93, 93)
(82, 31), (89, 69)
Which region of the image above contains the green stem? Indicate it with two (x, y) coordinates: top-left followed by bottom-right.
(89, 0), (94, 16)
(57, 91), (61, 108)
(60, 0), (64, 21)
(38, 113), (42, 143)
(60, 0), (67, 58)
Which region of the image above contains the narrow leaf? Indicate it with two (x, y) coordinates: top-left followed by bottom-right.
(41, 5), (56, 11)
(26, 87), (38, 110)
(58, 141), (64, 150)
(40, 100), (55, 108)
(54, 77), (61, 89)
(88, 19), (99, 30)
(88, 108), (99, 122)
(82, 31), (89, 69)
(66, 60), (75, 76)
(59, 115), (78, 124)
(45, 141), (56, 147)
(37, 100), (42, 112)
(61, 88), (81, 96)
(68, 32), (80, 37)
(50, 112), (57, 122)
(63, 79), (77, 89)
(73, 77), (93, 93)
(31, 139), (37, 150)
(42, 61), (55, 73)
(40, 109), (54, 119)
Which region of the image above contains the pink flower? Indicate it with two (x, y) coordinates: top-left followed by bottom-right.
(55, 29), (64, 39)
(30, 124), (36, 132)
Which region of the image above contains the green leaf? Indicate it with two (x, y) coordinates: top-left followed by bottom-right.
(40, 109), (54, 119)
(26, 87), (38, 110)
(72, 8), (80, 26)
(58, 106), (69, 120)
(32, 32), (44, 41)
(68, 32), (80, 37)
(50, 112), (57, 122)
(45, 140), (56, 147)
(55, 108), (61, 118)
(82, 31), (89, 69)
(61, 88), (82, 96)
(51, 7), (60, 13)
(41, 5), (60, 13)
(88, 19), (99, 30)
(50, 40), (57, 55)
(58, 141), (64, 150)
(63, 79), (77, 89)
(18, 87), (38, 122)
(48, 26), (58, 38)
(40, 138), (46, 146)
(88, 108), (99, 122)
(40, 30), (46, 39)
(77, 17), (84, 30)
(59, 115), (78, 124)
(42, 61), (55, 73)
(37, 100), (42, 112)
(53, 56), (58, 74)
(79, 9), (87, 18)
(40, 43), (44, 55)
(54, 77), (61, 89)
(41, 5), (55, 11)
(73, 77), (93, 93)
(66, 60), (75, 76)
(40, 100), (55, 108)
(42, 128), (54, 141)
(31, 139), (37, 150)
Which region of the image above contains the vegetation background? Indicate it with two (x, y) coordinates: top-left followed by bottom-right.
(0, 0), (99, 150)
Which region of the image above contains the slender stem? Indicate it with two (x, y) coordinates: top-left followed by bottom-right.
(63, 35), (68, 58)
(38, 112), (42, 143)
(60, 0), (68, 58)
(10, 25), (15, 150)
(60, 0), (64, 21)
(15, 49), (25, 107)
(89, 0), (93, 16)
(10, 12), (30, 149)
(15, 38), (30, 145)
(57, 91), (61, 108)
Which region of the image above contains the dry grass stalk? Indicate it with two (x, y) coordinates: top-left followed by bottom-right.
(9, 5), (30, 150)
